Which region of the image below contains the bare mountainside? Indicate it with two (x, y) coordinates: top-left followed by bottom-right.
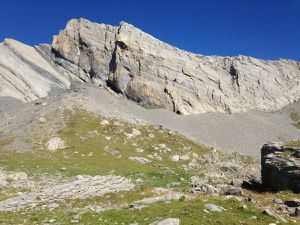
(0, 18), (300, 115)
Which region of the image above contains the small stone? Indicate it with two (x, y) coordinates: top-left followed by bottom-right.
(244, 196), (256, 203)
(230, 179), (243, 188)
(273, 198), (283, 204)
(171, 155), (180, 162)
(101, 119), (109, 126)
(149, 218), (180, 225)
(7, 172), (27, 181)
(49, 219), (56, 223)
(148, 133), (155, 139)
(60, 167), (66, 171)
(135, 148), (144, 153)
(204, 204), (226, 212)
(158, 144), (167, 149)
(128, 157), (151, 164)
(47, 137), (66, 151)
(38, 117), (47, 123)
(48, 203), (60, 210)
(241, 204), (247, 210)
(223, 187), (244, 196)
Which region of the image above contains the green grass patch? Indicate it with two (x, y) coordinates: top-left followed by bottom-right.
(0, 198), (294, 225)
(0, 109), (209, 189)
(285, 140), (300, 147)
(290, 111), (300, 122)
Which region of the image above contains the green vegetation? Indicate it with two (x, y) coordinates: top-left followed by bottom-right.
(285, 139), (300, 147)
(0, 109), (208, 189)
(0, 109), (298, 224)
(290, 111), (300, 129)
(0, 198), (294, 225)
(290, 111), (300, 122)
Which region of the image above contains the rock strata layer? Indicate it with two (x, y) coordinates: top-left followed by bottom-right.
(261, 142), (300, 193)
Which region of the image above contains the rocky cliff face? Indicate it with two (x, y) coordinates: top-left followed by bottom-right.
(1, 18), (300, 114)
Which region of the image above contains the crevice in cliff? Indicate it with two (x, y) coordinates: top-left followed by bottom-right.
(164, 86), (178, 114)
(230, 64), (240, 93)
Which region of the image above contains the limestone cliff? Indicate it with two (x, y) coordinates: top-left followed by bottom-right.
(1, 18), (300, 114)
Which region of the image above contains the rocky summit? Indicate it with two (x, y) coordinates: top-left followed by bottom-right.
(1, 18), (300, 114)
(0, 18), (300, 224)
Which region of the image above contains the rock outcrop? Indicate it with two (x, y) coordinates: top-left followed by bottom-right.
(261, 142), (300, 193)
(0, 39), (70, 102)
(1, 18), (300, 114)
(48, 18), (300, 115)
(0, 175), (134, 211)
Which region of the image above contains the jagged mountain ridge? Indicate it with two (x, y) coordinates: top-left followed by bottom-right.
(1, 18), (300, 115)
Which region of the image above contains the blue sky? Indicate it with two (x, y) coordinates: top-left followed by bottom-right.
(0, 0), (299, 61)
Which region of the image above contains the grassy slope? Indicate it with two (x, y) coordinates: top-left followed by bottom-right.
(0, 109), (298, 224)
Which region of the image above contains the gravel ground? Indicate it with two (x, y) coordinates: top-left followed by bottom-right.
(0, 82), (299, 157)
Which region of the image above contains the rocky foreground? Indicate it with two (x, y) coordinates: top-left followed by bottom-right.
(1, 18), (300, 115)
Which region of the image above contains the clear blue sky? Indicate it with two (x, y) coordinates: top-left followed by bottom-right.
(0, 0), (299, 61)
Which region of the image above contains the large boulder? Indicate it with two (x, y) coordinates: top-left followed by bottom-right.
(261, 142), (300, 193)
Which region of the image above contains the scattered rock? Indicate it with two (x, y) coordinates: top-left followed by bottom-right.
(128, 157), (151, 164)
(189, 183), (220, 194)
(38, 117), (47, 123)
(273, 198), (283, 204)
(47, 202), (60, 210)
(171, 155), (180, 162)
(135, 147), (144, 153)
(100, 119), (109, 126)
(0, 175), (134, 211)
(204, 204), (226, 212)
(148, 133), (155, 139)
(223, 187), (244, 196)
(230, 179), (243, 188)
(149, 218), (180, 225)
(243, 196), (256, 203)
(131, 191), (183, 210)
(125, 128), (141, 139)
(47, 137), (66, 151)
(263, 208), (287, 223)
(7, 172), (27, 181)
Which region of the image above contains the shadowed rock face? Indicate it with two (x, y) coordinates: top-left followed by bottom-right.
(1, 18), (300, 114)
(261, 142), (300, 193)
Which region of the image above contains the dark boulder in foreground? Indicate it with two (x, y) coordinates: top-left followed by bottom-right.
(261, 142), (300, 193)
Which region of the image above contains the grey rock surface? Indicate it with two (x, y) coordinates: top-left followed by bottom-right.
(0, 175), (134, 211)
(50, 18), (300, 115)
(204, 204), (226, 212)
(0, 39), (70, 102)
(261, 142), (300, 192)
(150, 218), (180, 225)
